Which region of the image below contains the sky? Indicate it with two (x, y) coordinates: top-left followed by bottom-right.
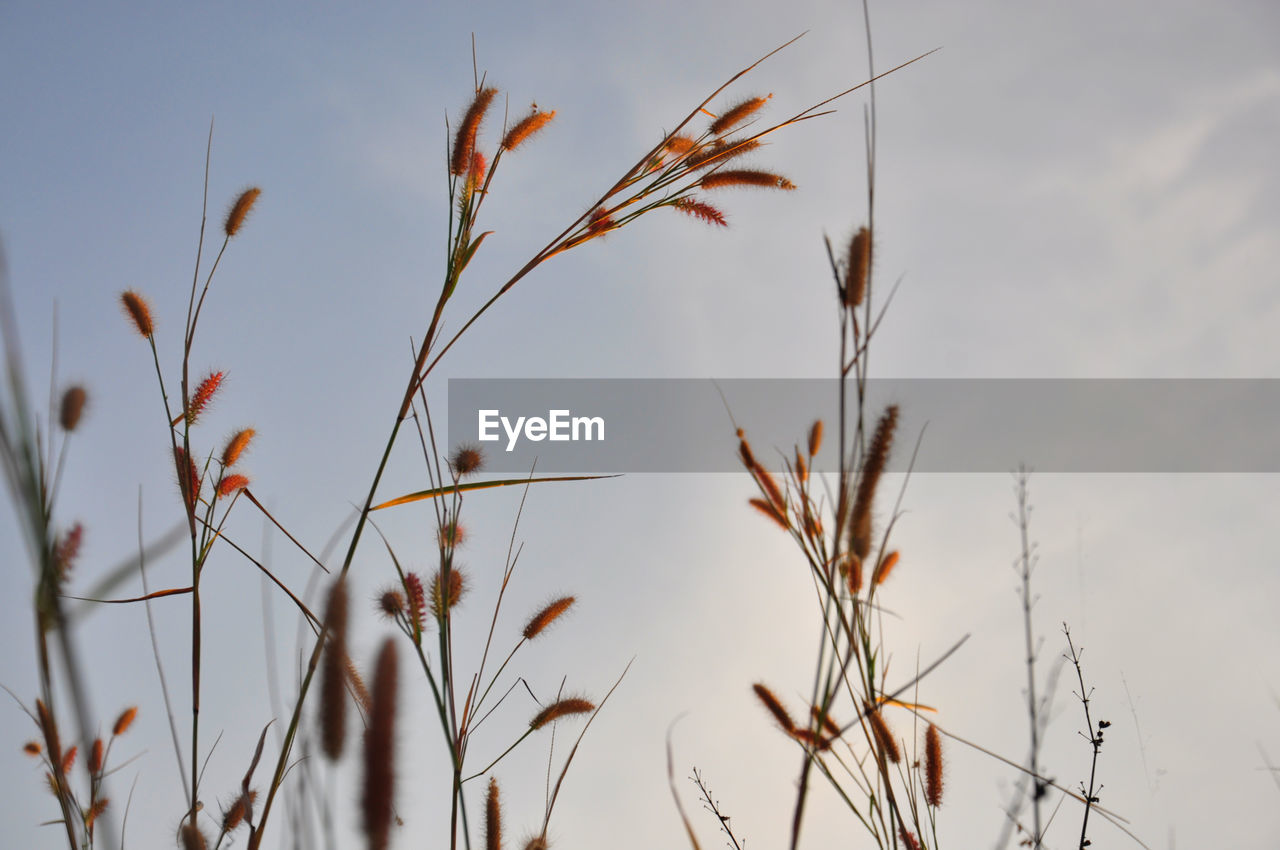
(2, 1), (1279, 848)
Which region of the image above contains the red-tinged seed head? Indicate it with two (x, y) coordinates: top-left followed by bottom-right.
(664, 134), (696, 155)
(174, 448), (201, 516)
(85, 797), (109, 830)
(709, 94), (770, 135)
(224, 187), (261, 238)
(344, 654), (372, 714)
(845, 226), (871, 308)
(363, 639), (399, 850)
(221, 428), (255, 467)
(873, 550), (900, 585)
(451, 87), (499, 175)
(585, 206), (613, 234)
(808, 420), (824, 457)
(522, 596), (575, 640)
(748, 497), (788, 531)
(530, 697), (595, 730)
(865, 703), (901, 764)
(88, 738), (103, 775)
(449, 443), (485, 478)
(925, 723), (945, 807)
(699, 169), (795, 191)
(795, 449), (808, 485)
(849, 405), (898, 560)
(752, 684), (796, 733)
(59, 745), (77, 775)
(22, 741), (41, 756)
(840, 553), (863, 596)
(810, 705), (841, 738)
(217, 474), (250, 498)
(404, 573), (426, 631)
(120, 290), (154, 337)
(683, 138), (760, 170)
(671, 197), (728, 227)
(54, 522), (83, 582)
(222, 789), (255, 832)
(485, 777), (503, 850)
(898, 826), (922, 850)
(59, 385), (87, 431)
(180, 371), (225, 426)
(501, 108), (556, 151)
(112, 706), (137, 737)
(320, 580), (349, 761)
(438, 517), (466, 549)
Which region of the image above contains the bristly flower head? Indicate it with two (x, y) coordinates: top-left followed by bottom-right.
(709, 94), (771, 136)
(522, 596), (575, 640)
(221, 428), (255, 467)
(502, 107), (556, 152)
(217, 474), (250, 498)
(699, 169), (794, 191)
(430, 566), (467, 618)
(120, 290), (154, 338)
(529, 697), (595, 730)
(845, 226), (872, 308)
(224, 187), (261, 238)
(925, 722), (945, 807)
(449, 444), (485, 478)
(111, 706), (138, 737)
(672, 197), (727, 227)
(451, 87), (499, 176)
(174, 371), (225, 427)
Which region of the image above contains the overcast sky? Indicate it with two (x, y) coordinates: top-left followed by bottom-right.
(2, 2), (1278, 848)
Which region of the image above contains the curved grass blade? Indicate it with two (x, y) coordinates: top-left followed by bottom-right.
(371, 474), (619, 511)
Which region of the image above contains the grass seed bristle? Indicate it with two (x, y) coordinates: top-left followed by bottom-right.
(89, 737), (103, 775)
(865, 702), (901, 764)
(700, 169), (794, 191)
(485, 777), (502, 850)
(502, 108), (556, 151)
(845, 226), (871, 308)
(363, 639), (399, 850)
(111, 706), (137, 737)
(452, 87), (499, 176)
(849, 405), (898, 560)
(530, 697), (595, 730)
(807, 420), (823, 457)
(320, 579), (349, 761)
(449, 444), (485, 478)
(872, 550), (899, 585)
(709, 95), (770, 135)
(672, 197), (727, 227)
(523, 596), (575, 640)
(224, 187), (261, 238)
(217, 474), (250, 498)
(925, 723), (944, 807)
(683, 138), (760, 170)
(430, 567), (467, 618)
(120, 290), (154, 337)
(753, 683), (796, 733)
(221, 428), (255, 467)
(748, 497), (789, 530)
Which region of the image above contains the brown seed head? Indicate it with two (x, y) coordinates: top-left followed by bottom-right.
(753, 684), (796, 734)
(523, 839), (548, 850)
(865, 702), (901, 764)
(925, 723), (944, 807)
(320, 580), (349, 761)
(174, 447), (201, 517)
(405, 573), (426, 631)
(86, 797), (109, 831)
(430, 566), (468, 619)
(438, 517), (466, 549)
(699, 169), (794, 191)
(502, 108), (556, 151)
(748, 497), (788, 531)
(898, 826), (922, 850)
(849, 405), (898, 560)
(807, 420), (824, 457)
(872, 550), (900, 585)
(709, 94), (770, 135)
(530, 697), (595, 730)
(363, 639), (399, 850)
(845, 226), (871, 308)
(176, 370), (225, 426)
(485, 777), (503, 850)
(111, 706), (137, 737)
(89, 737), (104, 775)
(120, 290), (154, 338)
(452, 87), (499, 175)
(522, 596), (575, 640)
(59, 745), (77, 776)
(35, 698), (61, 765)
(23, 740), (42, 756)
(222, 789), (256, 832)
(180, 821), (208, 850)
(54, 522), (83, 582)
(59, 385), (87, 431)
(221, 428), (255, 467)
(449, 443), (485, 478)
(224, 187), (261, 238)
(376, 588), (406, 619)
(683, 138), (760, 170)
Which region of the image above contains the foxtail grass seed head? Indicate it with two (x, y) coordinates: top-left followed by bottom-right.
(376, 588), (406, 619)
(748, 497), (788, 531)
(808, 419), (823, 457)
(671, 197), (727, 227)
(585, 206), (614, 235)
(430, 566), (467, 618)
(86, 797), (109, 831)
(120, 290), (154, 337)
(898, 826), (922, 850)
(23, 741), (41, 756)
(59, 385), (87, 431)
(438, 518), (466, 548)
(59, 745), (77, 775)
(217, 474), (250, 498)
(36, 699), (61, 766)
(54, 522), (83, 582)
(755, 466), (787, 519)
(502, 107), (555, 151)
(865, 703), (901, 764)
(449, 443), (485, 478)
(224, 187), (261, 238)
(873, 550), (900, 585)
(709, 94), (770, 135)
(221, 428), (255, 467)
(794, 449), (808, 485)
(845, 226), (871, 308)
(178, 371), (225, 426)
(699, 169), (794, 191)
(925, 723), (944, 807)
(320, 579), (349, 761)
(523, 838), (548, 850)
(221, 790), (256, 833)
(849, 405), (898, 560)
(452, 86), (499, 175)
(523, 596), (575, 640)
(89, 737), (103, 775)
(530, 697), (595, 730)
(112, 706), (137, 737)
(839, 553), (863, 596)
(405, 573), (427, 631)
(363, 639), (399, 850)
(174, 447), (201, 517)
(485, 777), (503, 850)
(752, 683), (796, 734)
(663, 135), (696, 156)
(180, 822), (208, 850)
(683, 138), (760, 170)
(810, 706), (841, 738)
